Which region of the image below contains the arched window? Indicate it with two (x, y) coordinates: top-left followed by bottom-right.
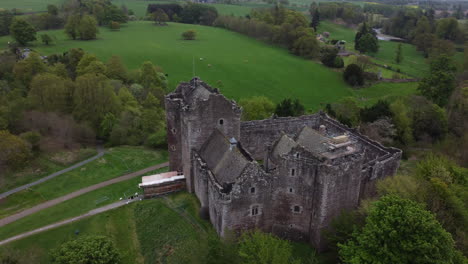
(219, 119), (224, 125)
(250, 187), (256, 194)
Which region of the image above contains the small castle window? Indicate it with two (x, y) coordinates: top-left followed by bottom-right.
(219, 119), (224, 125)
(293, 205), (302, 214)
(250, 187), (256, 194)
(290, 168), (295, 176)
(251, 205), (259, 216)
(171, 145), (176, 151)
(289, 188), (294, 193)
(295, 152), (300, 158)
(171, 128), (176, 134)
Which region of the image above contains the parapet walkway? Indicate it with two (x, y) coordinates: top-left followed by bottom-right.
(0, 147), (106, 200)
(0, 162), (169, 228)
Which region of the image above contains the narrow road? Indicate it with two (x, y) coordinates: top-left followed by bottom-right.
(0, 198), (140, 246)
(0, 162), (169, 227)
(0, 147), (106, 199)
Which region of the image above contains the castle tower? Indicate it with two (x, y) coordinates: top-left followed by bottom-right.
(165, 78), (242, 192)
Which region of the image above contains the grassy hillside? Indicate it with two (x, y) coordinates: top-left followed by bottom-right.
(0, 192), (322, 263)
(0, 21), (417, 110)
(0, 0), (253, 17)
(0, 146), (167, 219)
(318, 21), (429, 77)
(0, 147), (96, 193)
(0, 168), (167, 241)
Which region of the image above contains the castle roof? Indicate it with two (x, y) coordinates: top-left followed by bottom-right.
(199, 130), (251, 185)
(271, 126), (357, 160)
(172, 77), (218, 105)
(296, 126), (331, 155)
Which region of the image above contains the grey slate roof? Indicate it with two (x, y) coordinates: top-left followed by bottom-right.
(199, 130), (250, 184)
(296, 126), (331, 155)
(272, 134), (298, 159)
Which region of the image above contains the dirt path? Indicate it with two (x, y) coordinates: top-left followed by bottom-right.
(0, 162), (169, 228)
(0, 147), (106, 200)
(0, 198), (140, 246)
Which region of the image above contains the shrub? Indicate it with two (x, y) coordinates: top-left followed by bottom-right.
(0, 130), (32, 169)
(109, 21), (120, 30)
(182, 30), (196, 40)
(50, 235), (120, 264)
(343, 64), (364, 86)
(321, 46), (343, 68)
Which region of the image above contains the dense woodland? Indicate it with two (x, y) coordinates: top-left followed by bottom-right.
(0, 0), (468, 263)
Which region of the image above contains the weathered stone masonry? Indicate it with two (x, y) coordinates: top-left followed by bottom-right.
(165, 78), (401, 249)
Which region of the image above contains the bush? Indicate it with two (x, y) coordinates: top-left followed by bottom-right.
(182, 30), (196, 40)
(343, 64), (364, 86)
(50, 235), (120, 264)
(109, 21), (120, 30)
(20, 131), (41, 151)
(0, 130), (32, 169)
(321, 46), (344, 68)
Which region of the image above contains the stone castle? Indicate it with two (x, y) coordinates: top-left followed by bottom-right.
(165, 78), (401, 249)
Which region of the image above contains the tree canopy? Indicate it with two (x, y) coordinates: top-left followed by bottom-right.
(339, 195), (462, 264)
(9, 18), (36, 46)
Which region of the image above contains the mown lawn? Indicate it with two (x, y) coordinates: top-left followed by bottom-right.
(0, 146), (167, 219)
(0, 21), (418, 110)
(0, 167), (167, 241)
(0, 147), (96, 193)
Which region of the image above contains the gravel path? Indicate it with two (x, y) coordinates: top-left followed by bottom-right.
(0, 198), (140, 246)
(0, 147), (106, 200)
(0, 162), (169, 228)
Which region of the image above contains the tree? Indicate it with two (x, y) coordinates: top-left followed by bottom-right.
(76, 53), (98, 76)
(0, 10), (14, 36)
(274, 98), (305, 117)
(339, 195), (461, 264)
(106, 55), (127, 81)
(28, 73), (70, 113)
(182, 30), (196, 40)
(0, 130), (31, 170)
(40, 34), (53, 45)
(436, 18), (461, 42)
(343, 64), (364, 86)
(73, 73), (120, 129)
(9, 18), (36, 46)
(50, 235), (120, 264)
(311, 8), (320, 31)
(390, 99), (413, 145)
(239, 96), (275, 121)
(139, 61), (163, 89)
(418, 56), (457, 107)
(64, 14), (80, 40)
(355, 22), (378, 53)
(79, 15), (98, 40)
(13, 52), (47, 88)
(153, 9), (169, 25)
(321, 46), (344, 68)
(238, 230), (300, 264)
(47, 4), (59, 16)
(395, 43), (403, 64)
(292, 30), (320, 59)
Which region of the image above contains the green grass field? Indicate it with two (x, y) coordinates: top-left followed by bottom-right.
(0, 0), (253, 17)
(0, 146), (167, 219)
(317, 21), (429, 78)
(0, 21), (418, 110)
(0, 193), (209, 264)
(0, 167), (167, 241)
(0, 147), (96, 193)
(0, 192), (324, 264)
